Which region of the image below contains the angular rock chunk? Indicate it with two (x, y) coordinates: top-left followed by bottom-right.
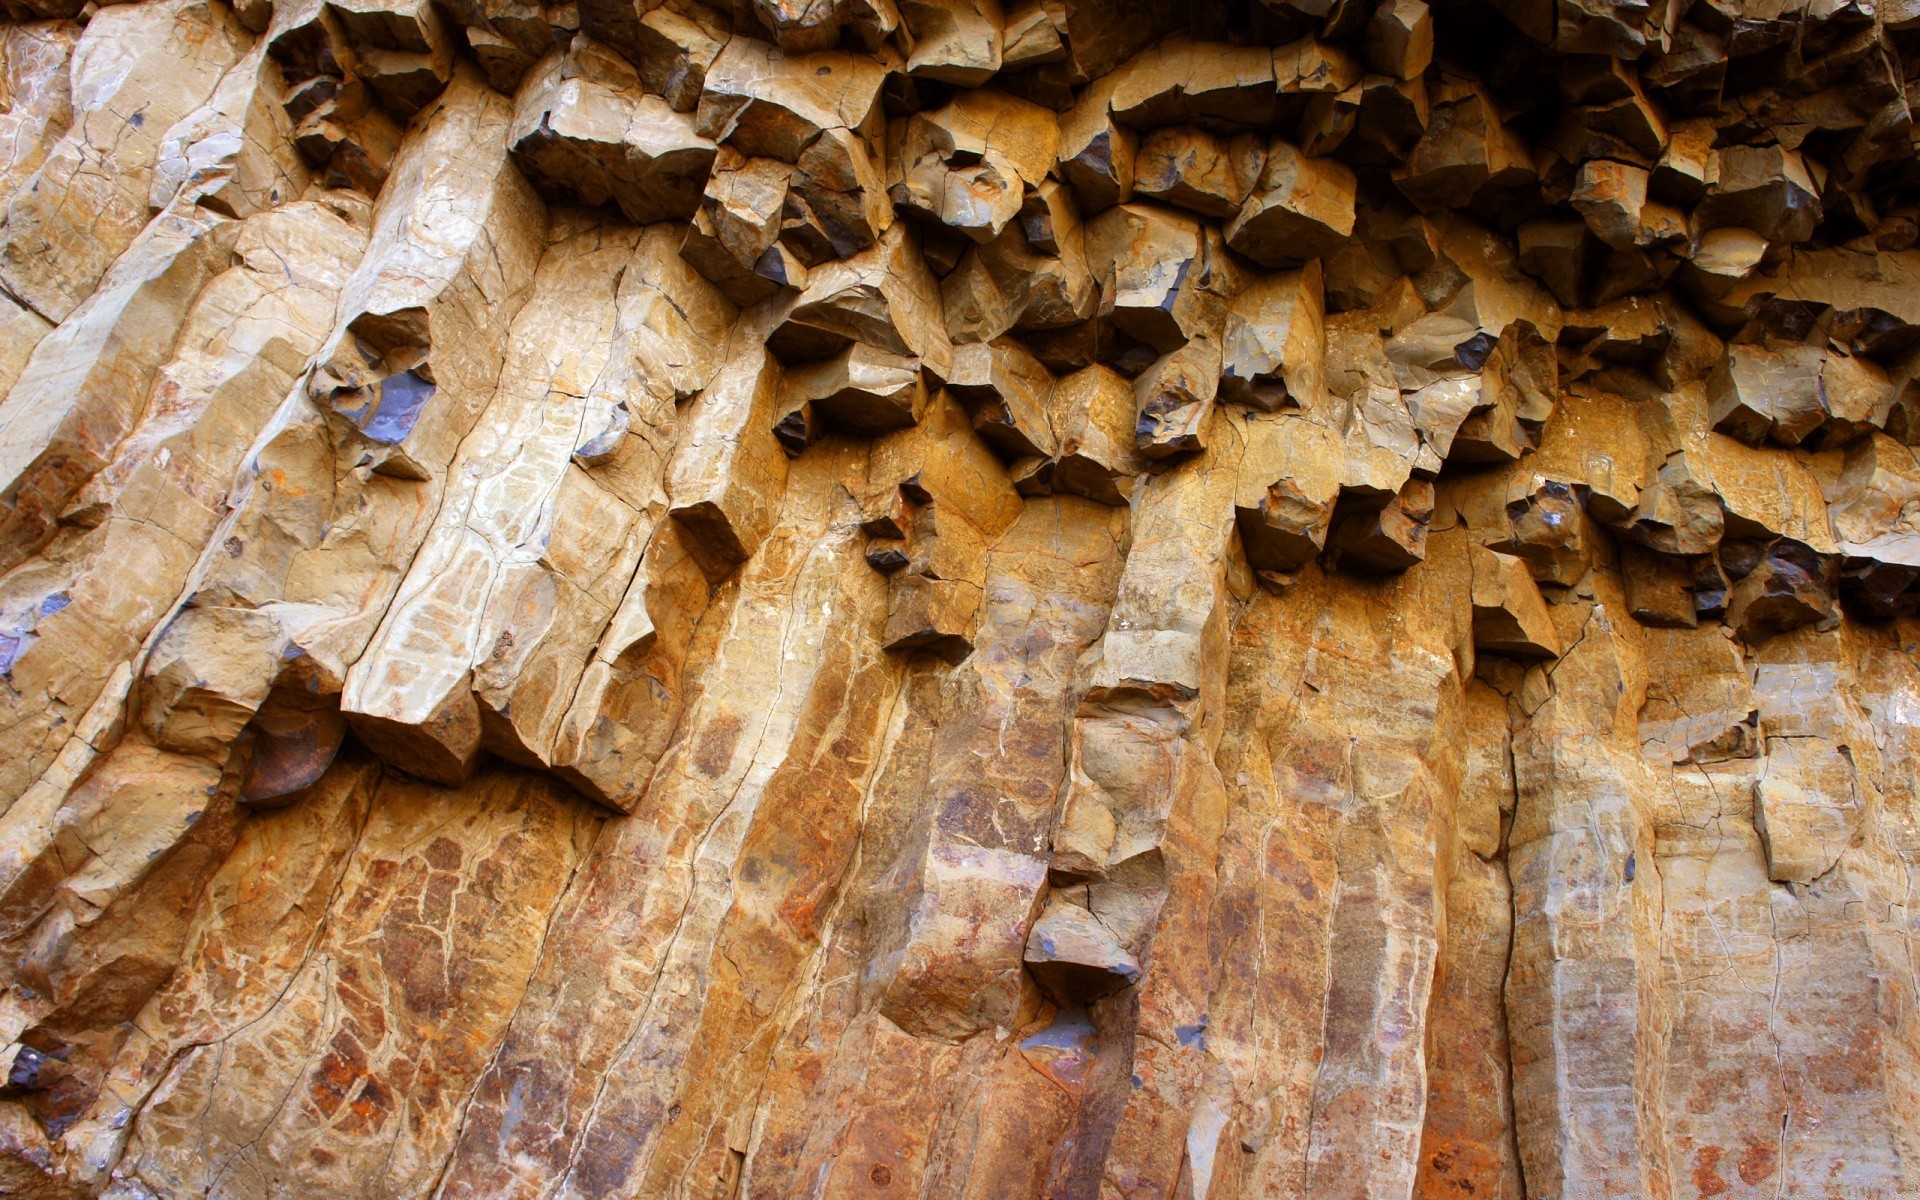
(892, 89), (1058, 242)
(1225, 141), (1357, 267)
(1107, 37), (1280, 128)
(1024, 895), (1140, 1004)
(1612, 450), (1725, 556)
(867, 393), (1022, 659)
(1084, 203), (1209, 354)
(1450, 319), (1557, 463)
(1394, 79), (1533, 215)
(1726, 539), (1837, 644)
(680, 148), (800, 304)
(769, 224), (953, 378)
(1707, 342), (1830, 448)
(1221, 261), (1326, 412)
(949, 339), (1057, 461)
(1133, 127), (1264, 219)
(1695, 144), (1821, 247)
(510, 41), (717, 224)
(1134, 334), (1223, 458)
(0, 0), (248, 325)
(783, 343), (927, 437)
(632, 5), (728, 110)
(1045, 364), (1146, 504)
(942, 181), (1098, 344)
(695, 37), (887, 161)
(1056, 71), (1138, 212)
(900, 0), (1004, 85)
(1328, 477), (1435, 573)
(328, 0), (458, 118)
(669, 303), (792, 581)
(1471, 544), (1562, 658)
(1365, 0), (1433, 80)
(1236, 410), (1341, 573)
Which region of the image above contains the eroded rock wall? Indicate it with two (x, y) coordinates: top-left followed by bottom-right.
(0, 0), (1917, 1196)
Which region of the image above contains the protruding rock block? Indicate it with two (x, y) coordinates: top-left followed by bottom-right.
(900, 0), (1005, 85)
(892, 90), (1058, 242)
(1225, 140), (1357, 267)
(1220, 260), (1325, 412)
(1133, 126), (1263, 219)
(1133, 334), (1223, 458)
(1045, 364), (1146, 504)
(1236, 410), (1341, 573)
(1450, 319), (1557, 462)
(1707, 342), (1830, 447)
(949, 339), (1057, 461)
(0, 0), (248, 326)
(769, 224), (953, 378)
(510, 41), (717, 224)
(1470, 544), (1562, 658)
(1329, 477), (1435, 573)
(1084, 203), (1208, 354)
(1024, 895), (1140, 1004)
(694, 37), (887, 161)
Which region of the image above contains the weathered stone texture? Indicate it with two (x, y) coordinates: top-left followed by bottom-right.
(2, 0), (1920, 1196)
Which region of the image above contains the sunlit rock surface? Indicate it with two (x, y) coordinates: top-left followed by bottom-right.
(1, 0), (1919, 1196)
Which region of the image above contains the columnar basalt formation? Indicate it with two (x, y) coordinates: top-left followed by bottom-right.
(1, 0), (1919, 1195)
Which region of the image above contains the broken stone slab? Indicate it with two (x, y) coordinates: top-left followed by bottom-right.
(1023, 893), (1140, 1004)
(694, 37), (888, 161)
(343, 222), (671, 786)
(1134, 333), (1223, 459)
(1133, 126), (1264, 220)
(328, 0), (459, 118)
(1220, 260), (1325, 414)
(891, 89), (1058, 243)
(1235, 409), (1342, 573)
(1449, 319), (1557, 463)
(949, 338), (1057, 461)
(1470, 543), (1562, 658)
(1706, 341), (1831, 448)
(510, 40), (718, 224)
(1045, 363), (1146, 504)
(0, 205), (242, 579)
(1328, 477), (1436, 573)
(1106, 36), (1281, 129)
(1393, 78), (1533, 216)
(1084, 202), (1210, 355)
(1225, 140), (1356, 267)
(783, 342), (927, 437)
(900, 0), (1004, 85)
(0, 0), (249, 326)
(768, 222), (953, 378)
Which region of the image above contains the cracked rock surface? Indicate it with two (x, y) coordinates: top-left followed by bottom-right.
(1, 0), (1919, 1196)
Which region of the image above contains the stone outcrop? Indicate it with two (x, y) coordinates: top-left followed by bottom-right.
(0, 0), (1918, 1197)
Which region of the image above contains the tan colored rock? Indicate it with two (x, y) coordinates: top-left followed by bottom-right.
(695, 37), (888, 161)
(900, 0), (1004, 85)
(1221, 260), (1325, 413)
(510, 40), (717, 224)
(1471, 543), (1561, 658)
(1224, 140), (1357, 267)
(4, 8), (1920, 1200)
(0, 0), (248, 326)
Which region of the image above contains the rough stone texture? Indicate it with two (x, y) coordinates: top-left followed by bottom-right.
(1, 1), (1919, 1198)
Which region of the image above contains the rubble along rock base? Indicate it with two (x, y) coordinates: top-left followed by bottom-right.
(1, 0), (1919, 1196)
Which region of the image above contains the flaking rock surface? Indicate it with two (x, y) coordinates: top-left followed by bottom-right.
(0, 0), (1917, 1195)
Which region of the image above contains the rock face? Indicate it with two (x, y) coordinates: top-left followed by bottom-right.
(2, 1), (1920, 1198)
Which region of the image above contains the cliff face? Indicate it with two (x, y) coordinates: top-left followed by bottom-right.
(0, 0), (1918, 1195)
